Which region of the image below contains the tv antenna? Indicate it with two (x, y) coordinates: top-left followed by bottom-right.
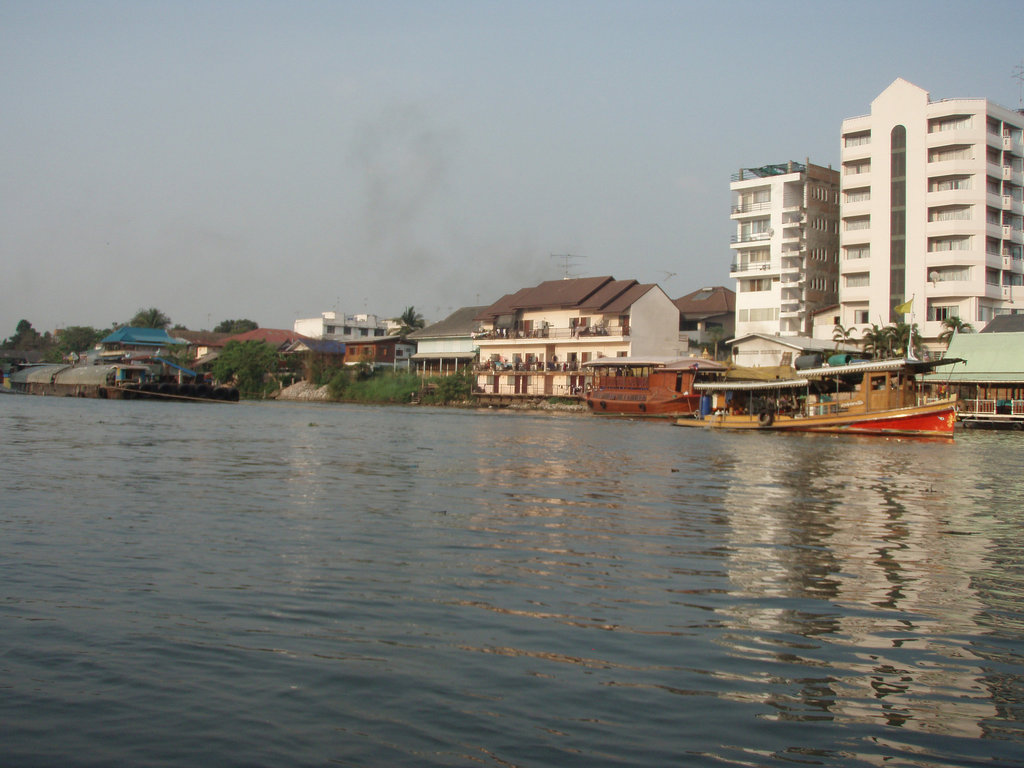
(550, 253), (584, 279)
(1015, 60), (1024, 111)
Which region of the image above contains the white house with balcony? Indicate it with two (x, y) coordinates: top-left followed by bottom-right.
(730, 160), (840, 339)
(473, 276), (684, 398)
(838, 78), (1024, 351)
(294, 311), (392, 342)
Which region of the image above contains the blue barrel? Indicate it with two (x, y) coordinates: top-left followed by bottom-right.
(700, 394), (713, 418)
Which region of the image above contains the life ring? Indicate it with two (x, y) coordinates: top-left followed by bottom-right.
(758, 411), (774, 427)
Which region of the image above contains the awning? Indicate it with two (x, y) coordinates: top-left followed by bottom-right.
(155, 357), (197, 377)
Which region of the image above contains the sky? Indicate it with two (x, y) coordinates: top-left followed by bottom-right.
(3, 0), (1024, 336)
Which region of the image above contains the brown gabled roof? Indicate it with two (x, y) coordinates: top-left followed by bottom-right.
(673, 286), (735, 317)
(477, 276), (658, 320)
(408, 306), (487, 340)
(224, 328), (311, 349)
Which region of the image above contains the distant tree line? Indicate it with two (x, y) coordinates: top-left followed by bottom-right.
(1, 308), (260, 363)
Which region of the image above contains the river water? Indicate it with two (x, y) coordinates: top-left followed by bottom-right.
(2, 395), (1023, 767)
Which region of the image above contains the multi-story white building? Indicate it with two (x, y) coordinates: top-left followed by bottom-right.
(730, 161), (840, 339)
(293, 311), (392, 342)
(838, 78), (1024, 346)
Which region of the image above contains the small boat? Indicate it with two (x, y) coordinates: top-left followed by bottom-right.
(677, 357), (961, 438)
(584, 357), (728, 417)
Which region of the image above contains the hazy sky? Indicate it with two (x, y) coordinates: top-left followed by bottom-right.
(3, 0), (1024, 335)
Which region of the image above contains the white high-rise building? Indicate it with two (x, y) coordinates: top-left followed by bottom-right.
(838, 78), (1024, 345)
(730, 161), (840, 338)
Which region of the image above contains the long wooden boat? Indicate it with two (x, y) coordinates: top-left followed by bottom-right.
(584, 357), (728, 417)
(677, 358), (961, 437)
(8, 363), (238, 402)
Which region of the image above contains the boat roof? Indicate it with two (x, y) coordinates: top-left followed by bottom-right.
(694, 378), (809, 392)
(797, 357), (961, 378)
(693, 357), (963, 391)
(583, 356), (728, 370)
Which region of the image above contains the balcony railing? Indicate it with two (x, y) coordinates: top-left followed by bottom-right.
(730, 261), (773, 273)
(731, 232), (772, 244)
(474, 325), (628, 341)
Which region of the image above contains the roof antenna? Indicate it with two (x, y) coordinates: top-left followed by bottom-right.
(550, 253), (583, 279)
(1016, 60), (1024, 111)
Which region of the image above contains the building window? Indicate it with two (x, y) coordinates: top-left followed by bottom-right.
(844, 216), (870, 231)
(929, 205), (972, 222)
(928, 305), (959, 322)
(928, 145), (973, 163)
(854, 309), (869, 324)
(843, 131), (871, 147)
(844, 245), (870, 260)
(844, 187), (870, 203)
(928, 115), (972, 132)
(843, 160), (871, 175)
(928, 236), (972, 252)
(845, 273), (870, 288)
(743, 278), (772, 292)
(928, 266), (972, 282)
(929, 175), (972, 192)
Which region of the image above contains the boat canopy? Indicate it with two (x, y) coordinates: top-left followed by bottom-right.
(797, 357), (962, 379)
(694, 378), (809, 392)
(9, 364), (70, 384)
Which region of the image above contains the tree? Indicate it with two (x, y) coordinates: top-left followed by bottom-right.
(860, 323), (888, 360)
(53, 326), (102, 358)
(938, 315), (974, 345)
(392, 306), (425, 338)
(211, 340), (279, 397)
(4, 319), (45, 350)
(889, 320), (923, 358)
(832, 323), (856, 352)
(129, 307), (172, 329)
(214, 319), (259, 334)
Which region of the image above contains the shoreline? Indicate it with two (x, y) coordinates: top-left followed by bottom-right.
(271, 380), (589, 413)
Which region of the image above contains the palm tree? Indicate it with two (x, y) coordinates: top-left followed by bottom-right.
(832, 323), (856, 352)
(393, 306), (426, 338)
(889, 320), (924, 358)
(130, 307), (172, 329)
(860, 323), (888, 360)
(938, 315), (974, 345)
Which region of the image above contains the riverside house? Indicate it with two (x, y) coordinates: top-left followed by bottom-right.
(473, 276), (685, 399)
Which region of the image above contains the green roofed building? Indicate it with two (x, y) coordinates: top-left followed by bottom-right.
(925, 331), (1024, 426)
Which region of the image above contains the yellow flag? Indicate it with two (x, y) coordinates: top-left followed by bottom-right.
(894, 298), (913, 315)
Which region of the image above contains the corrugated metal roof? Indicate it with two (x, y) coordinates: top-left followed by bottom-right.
(10, 364), (69, 384)
(694, 378), (809, 391)
(923, 332), (1024, 383)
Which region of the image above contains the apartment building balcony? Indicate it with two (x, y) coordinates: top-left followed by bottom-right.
(1002, 255), (1024, 273)
(779, 303), (803, 318)
(730, 232), (773, 245)
(1002, 194), (1024, 214)
(1002, 165), (1024, 184)
(929, 127), (979, 149)
(475, 325), (629, 343)
(730, 261), (776, 275)
(841, 143), (871, 162)
(731, 200), (773, 217)
(926, 188), (974, 208)
(925, 279), (976, 299)
(927, 219), (978, 237)
(841, 170), (872, 189)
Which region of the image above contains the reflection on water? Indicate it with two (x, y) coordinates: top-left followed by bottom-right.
(2, 397), (1024, 767)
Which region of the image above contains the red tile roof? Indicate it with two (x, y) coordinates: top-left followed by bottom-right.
(224, 328), (311, 348)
